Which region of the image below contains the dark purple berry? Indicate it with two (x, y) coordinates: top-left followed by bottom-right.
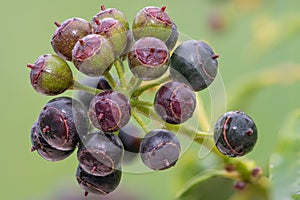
(128, 37), (170, 80)
(214, 111), (258, 157)
(170, 40), (219, 91)
(165, 22), (179, 50)
(30, 121), (74, 161)
(51, 18), (92, 61)
(89, 91), (131, 132)
(27, 54), (73, 96)
(118, 124), (142, 154)
(77, 132), (123, 177)
(38, 97), (88, 151)
(132, 6), (173, 42)
(92, 5), (129, 31)
(93, 18), (128, 56)
(154, 81), (196, 124)
(140, 129), (181, 170)
(72, 34), (115, 77)
(76, 76), (111, 109)
(76, 166), (122, 196)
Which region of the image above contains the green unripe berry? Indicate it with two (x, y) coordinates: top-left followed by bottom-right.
(27, 54), (73, 96)
(93, 18), (128, 56)
(92, 5), (129, 31)
(128, 37), (170, 81)
(51, 18), (92, 61)
(72, 34), (115, 77)
(132, 6), (173, 42)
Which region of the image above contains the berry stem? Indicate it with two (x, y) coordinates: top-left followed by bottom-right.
(135, 105), (214, 144)
(103, 71), (117, 89)
(114, 58), (126, 89)
(70, 80), (102, 94)
(128, 77), (142, 95)
(130, 99), (153, 107)
(131, 110), (149, 133)
(195, 94), (210, 132)
(131, 75), (171, 98)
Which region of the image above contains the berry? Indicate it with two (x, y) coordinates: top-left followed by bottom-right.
(51, 18), (92, 61)
(38, 97), (88, 151)
(89, 91), (131, 132)
(72, 34), (115, 77)
(30, 121), (74, 161)
(76, 165), (122, 196)
(27, 54), (73, 96)
(140, 129), (181, 170)
(128, 37), (170, 81)
(170, 40), (219, 91)
(154, 81), (196, 124)
(92, 5), (129, 31)
(132, 6), (173, 42)
(77, 132), (123, 177)
(214, 111), (258, 157)
(165, 22), (179, 50)
(76, 76), (111, 109)
(93, 18), (128, 56)
(118, 124), (142, 154)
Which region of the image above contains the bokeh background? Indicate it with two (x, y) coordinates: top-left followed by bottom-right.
(1, 0), (299, 199)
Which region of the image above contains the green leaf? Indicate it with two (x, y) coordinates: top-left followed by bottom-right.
(270, 109), (300, 200)
(175, 170), (235, 199)
(293, 193), (300, 200)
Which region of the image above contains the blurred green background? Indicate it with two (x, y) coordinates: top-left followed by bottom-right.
(1, 0), (299, 199)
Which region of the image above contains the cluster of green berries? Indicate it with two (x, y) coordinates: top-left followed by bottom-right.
(27, 4), (258, 196)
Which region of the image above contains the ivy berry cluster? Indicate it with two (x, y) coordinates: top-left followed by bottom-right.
(27, 5), (258, 196)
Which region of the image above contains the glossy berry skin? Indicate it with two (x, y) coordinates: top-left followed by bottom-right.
(51, 18), (92, 61)
(27, 54), (73, 96)
(128, 37), (170, 81)
(89, 91), (131, 132)
(154, 81), (196, 124)
(132, 6), (172, 42)
(72, 34), (115, 77)
(140, 129), (181, 170)
(93, 18), (128, 56)
(170, 40), (219, 91)
(77, 132), (123, 177)
(30, 121), (74, 161)
(38, 97), (88, 151)
(76, 76), (111, 109)
(165, 22), (179, 50)
(214, 111), (258, 157)
(92, 6), (129, 31)
(76, 166), (122, 196)
(118, 124), (142, 154)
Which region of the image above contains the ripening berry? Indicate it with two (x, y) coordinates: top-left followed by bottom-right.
(154, 81), (196, 124)
(128, 37), (170, 81)
(30, 121), (74, 161)
(93, 17), (128, 56)
(89, 91), (131, 132)
(51, 18), (92, 61)
(214, 111), (258, 157)
(72, 34), (115, 77)
(76, 165), (122, 196)
(27, 54), (73, 96)
(170, 40), (219, 91)
(38, 97), (88, 151)
(140, 129), (181, 170)
(77, 131), (123, 177)
(132, 6), (173, 42)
